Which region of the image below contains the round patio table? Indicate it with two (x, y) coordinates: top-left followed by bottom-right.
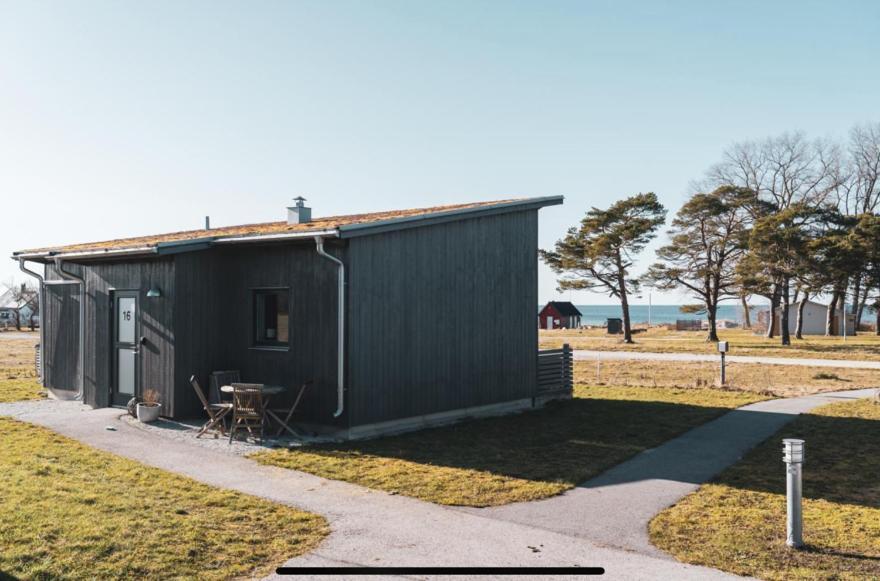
(220, 384), (285, 396)
(220, 384), (293, 437)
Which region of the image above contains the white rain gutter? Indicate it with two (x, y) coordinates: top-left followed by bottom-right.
(53, 257), (85, 401)
(314, 235), (345, 418)
(17, 258), (45, 383)
(14, 229), (340, 260)
(215, 229), (338, 244)
(14, 246), (157, 261)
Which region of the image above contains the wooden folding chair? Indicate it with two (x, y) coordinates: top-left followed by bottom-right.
(209, 370), (240, 404)
(189, 375), (233, 438)
(228, 383), (265, 444)
(267, 380), (313, 437)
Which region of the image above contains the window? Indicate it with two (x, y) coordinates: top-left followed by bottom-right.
(253, 289), (289, 347)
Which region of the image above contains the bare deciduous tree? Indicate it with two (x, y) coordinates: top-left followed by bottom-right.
(2, 281), (39, 331)
(705, 132), (844, 337)
(838, 123), (880, 327)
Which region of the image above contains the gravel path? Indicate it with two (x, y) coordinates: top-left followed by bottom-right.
(576, 349), (880, 369)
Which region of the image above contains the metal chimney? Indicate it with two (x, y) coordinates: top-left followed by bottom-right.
(287, 197), (311, 224)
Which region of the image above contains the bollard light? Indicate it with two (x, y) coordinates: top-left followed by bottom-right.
(782, 438), (805, 549)
(717, 341), (729, 385)
(783, 438), (805, 463)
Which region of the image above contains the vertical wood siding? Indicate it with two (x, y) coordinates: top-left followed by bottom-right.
(41, 244), (341, 423)
(38, 209), (538, 427)
(173, 244), (343, 422)
(43, 282), (80, 392)
(44, 259), (176, 413)
(346, 210), (539, 427)
(173, 251), (226, 417)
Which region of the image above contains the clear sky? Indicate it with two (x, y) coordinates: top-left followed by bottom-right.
(2, 1), (878, 305)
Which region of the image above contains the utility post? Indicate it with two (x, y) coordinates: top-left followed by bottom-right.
(717, 341), (728, 385)
(783, 438), (805, 549)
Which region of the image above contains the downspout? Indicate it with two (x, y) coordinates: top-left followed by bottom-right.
(314, 236), (345, 418)
(53, 257), (85, 401)
(17, 258), (45, 384)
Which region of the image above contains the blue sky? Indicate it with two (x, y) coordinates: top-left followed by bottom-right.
(1, 1), (878, 305)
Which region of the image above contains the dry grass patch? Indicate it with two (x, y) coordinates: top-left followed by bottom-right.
(0, 332), (40, 365)
(0, 377), (45, 403)
(651, 398), (880, 580)
(253, 382), (764, 507)
(0, 418), (327, 580)
(0, 333), (45, 402)
(541, 327), (880, 361)
(582, 359), (880, 398)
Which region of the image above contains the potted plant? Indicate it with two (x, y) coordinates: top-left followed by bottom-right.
(136, 389), (162, 423)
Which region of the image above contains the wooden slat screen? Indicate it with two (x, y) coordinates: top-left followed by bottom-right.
(537, 343), (572, 395)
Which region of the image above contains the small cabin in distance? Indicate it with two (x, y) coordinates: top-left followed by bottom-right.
(539, 301), (582, 329)
(759, 300), (855, 336)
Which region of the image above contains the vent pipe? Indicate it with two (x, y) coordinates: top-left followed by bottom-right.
(288, 197), (311, 224)
(205, 216), (210, 230)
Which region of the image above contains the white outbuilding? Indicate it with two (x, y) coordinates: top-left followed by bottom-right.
(760, 300), (855, 336)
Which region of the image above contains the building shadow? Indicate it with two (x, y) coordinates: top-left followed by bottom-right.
(265, 395), (879, 509)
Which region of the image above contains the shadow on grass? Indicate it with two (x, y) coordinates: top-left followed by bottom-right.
(277, 397), (739, 489)
(711, 410), (880, 509)
(268, 390), (879, 511)
(650, 399), (880, 577)
(802, 546), (880, 562)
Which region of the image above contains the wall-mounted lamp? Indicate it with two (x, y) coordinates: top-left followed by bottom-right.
(146, 285), (162, 298)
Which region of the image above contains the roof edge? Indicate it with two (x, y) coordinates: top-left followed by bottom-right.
(337, 196), (564, 239)
(11, 196), (563, 260)
(12, 246), (160, 263)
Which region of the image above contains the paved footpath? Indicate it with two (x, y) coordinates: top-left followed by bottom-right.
(575, 349), (880, 369)
(3, 388), (873, 579)
(462, 388), (874, 557)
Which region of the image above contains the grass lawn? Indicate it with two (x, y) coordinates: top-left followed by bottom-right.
(588, 359), (880, 398)
(650, 397), (880, 581)
(0, 376), (45, 402)
(0, 333), (45, 403)
(0, 417), (327, 580)
(541, 327), (880, 361)
(253, 379), (765, 507)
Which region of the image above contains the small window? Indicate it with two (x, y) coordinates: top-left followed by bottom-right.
(253, 289), (289, 347)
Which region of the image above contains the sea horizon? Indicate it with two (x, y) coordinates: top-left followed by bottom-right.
(540, 304), (757, 326)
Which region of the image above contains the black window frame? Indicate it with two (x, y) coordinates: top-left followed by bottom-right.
(252, 288), (290, 349)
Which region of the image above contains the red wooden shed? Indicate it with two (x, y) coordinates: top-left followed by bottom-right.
(538, 301), (582, 330)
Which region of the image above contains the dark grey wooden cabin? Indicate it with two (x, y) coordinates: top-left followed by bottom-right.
(13, 197), (563, 437)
